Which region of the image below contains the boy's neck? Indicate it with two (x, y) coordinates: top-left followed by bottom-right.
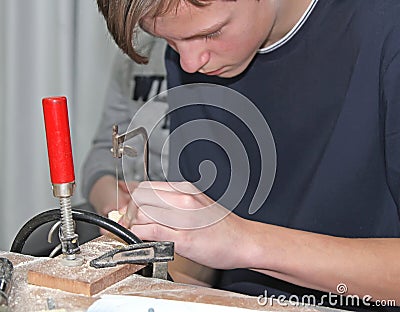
(261, 0), (314, 48)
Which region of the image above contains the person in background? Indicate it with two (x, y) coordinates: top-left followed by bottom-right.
(96, 0), (400, 310)
(81, 32), (168, 218)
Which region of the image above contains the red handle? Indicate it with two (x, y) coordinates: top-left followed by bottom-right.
(42, 96), (75, 184)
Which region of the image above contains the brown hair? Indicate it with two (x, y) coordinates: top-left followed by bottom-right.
(97, 0), (211, 64)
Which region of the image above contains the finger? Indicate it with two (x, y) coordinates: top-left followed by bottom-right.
(120, 199), (139, 228)
(131, 187), (225, 229)
(120, 199), (159, 227)
(138, 203), (227, 229)
(138, 181), (202, 195)
(117, 191), (131, 209)
(131, 187), (204, 211)
(129, 223), (178, 242)
(131, 205), (157, 224)
(118, 180), (138, 192)
(118, 204), (128, 216)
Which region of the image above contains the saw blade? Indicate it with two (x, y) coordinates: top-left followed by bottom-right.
(115, 157), (119, 211)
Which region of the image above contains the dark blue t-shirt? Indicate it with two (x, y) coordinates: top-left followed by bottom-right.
(165, 0), (400, 310)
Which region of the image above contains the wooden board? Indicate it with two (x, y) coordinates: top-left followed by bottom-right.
(27, 236), (144, 296)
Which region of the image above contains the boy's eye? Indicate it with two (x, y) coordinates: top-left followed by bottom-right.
(204, 30), (221, 41)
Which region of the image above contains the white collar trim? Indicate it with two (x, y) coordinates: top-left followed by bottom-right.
(258, 0), (319, 54)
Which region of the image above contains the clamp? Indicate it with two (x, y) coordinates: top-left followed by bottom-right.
(90, 241), (174, 280)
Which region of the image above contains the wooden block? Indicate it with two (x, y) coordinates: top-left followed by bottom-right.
(27, 236), (144, 296)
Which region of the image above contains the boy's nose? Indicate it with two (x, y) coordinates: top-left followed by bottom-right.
(177, 42), (210, 74)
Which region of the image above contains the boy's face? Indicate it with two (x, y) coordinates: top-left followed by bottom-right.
(141, 0), (279, 78)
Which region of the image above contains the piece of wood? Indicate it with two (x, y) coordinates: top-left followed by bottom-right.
(108, 210), (123, 223)
(27, 236), (144, 296)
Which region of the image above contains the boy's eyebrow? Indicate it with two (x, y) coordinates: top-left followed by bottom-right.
(140, 20), (227, 40)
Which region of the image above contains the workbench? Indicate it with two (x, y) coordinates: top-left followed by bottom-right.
(1, 244), (340, 312)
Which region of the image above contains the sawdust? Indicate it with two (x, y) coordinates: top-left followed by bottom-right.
(4, 253), (94, 312)
(97, 274), (319, 312)
(2, 239), (324, 312)
(25, 236), (143, 296)
(5, 254), (322, 312)
(0, 252), (36, 267)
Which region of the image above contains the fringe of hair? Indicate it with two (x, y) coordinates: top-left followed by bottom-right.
(97, 0), (211, 63)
